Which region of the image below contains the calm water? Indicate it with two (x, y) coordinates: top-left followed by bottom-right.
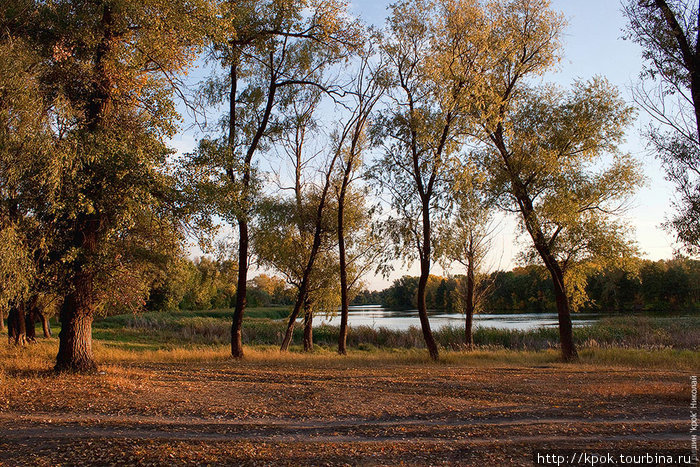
(315, 305), (601, 331)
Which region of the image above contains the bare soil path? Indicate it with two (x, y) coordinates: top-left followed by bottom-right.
(0, 360), (693, 465)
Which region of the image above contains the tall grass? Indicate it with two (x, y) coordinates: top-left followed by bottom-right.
(94, 310), (699, 352)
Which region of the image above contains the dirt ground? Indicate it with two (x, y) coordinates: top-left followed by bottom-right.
(0, 357), (694, 466)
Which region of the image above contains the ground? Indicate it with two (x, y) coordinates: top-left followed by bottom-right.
(0, 344), (695, 466)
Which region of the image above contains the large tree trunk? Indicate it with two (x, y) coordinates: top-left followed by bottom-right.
(544, 259), (577, 362)
(55, 282), (97, 373)
(230, 219), (248, 358)
(25, 306), (36, 342)
(417, 201), (439, 361)
(56, 220), (99, 373)
(41, 314), (52, 338)
(7, 302), (26, 345)
(303, 302), (313, 352)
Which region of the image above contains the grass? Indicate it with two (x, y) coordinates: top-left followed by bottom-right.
(1, 308), (698, 374)
(89, 307), (700, 351)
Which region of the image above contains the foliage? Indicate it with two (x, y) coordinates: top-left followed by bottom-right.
(623, 0), (700, 254)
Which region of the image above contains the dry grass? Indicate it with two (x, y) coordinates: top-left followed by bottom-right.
(1, 331), (694, 466)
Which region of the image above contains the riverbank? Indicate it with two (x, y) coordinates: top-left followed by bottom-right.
(86, 309), (700, 353)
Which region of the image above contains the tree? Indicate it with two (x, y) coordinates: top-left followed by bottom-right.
(16, 0), (216, 372)
(480, 74), (642, 360)
(623, 0), (700, 254)
(187, 0), (362, 358)
(0, 12), (51, 345)
(267, 87), (345, 352)
(333, 45), (385, 354)
(371, 0), (492, 360)
(442, 171), (498, 348)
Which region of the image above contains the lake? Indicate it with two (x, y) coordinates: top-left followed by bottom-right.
(315, 305), (601, 331)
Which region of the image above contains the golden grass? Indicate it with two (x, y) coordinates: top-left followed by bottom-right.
(1, 335), (698, 378)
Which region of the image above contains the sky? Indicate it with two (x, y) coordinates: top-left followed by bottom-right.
(172, 0), (682, 291)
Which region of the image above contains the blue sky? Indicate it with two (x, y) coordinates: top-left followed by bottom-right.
(173, 0), (681, 290)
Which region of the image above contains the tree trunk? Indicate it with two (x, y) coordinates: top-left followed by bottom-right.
(417, 200), (439, 361)
(56, 220), (99, 373)
(55, 284), (97, 372)
(41, 314), (52, 338)
(7, 302), (26, 345)
(281, 291), (304, 351)
(303, 302), (313, 352)
(231, 219), (248, 358)
(417, 264), (439, 360)
(0, 308), (5, 332)
(493, 126), (578, 362)
(546, 262), (578, 362)
(25, 306), (36, 342)
(337, 186), (349, 355)
(464, 260), (475, 349)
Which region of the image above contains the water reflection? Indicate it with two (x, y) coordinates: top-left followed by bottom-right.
(316, 305), (600, 331)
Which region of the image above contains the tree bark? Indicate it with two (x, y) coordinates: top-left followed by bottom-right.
(7, 302), (26, 345)
(230, 219), (247, 358)
(543, 257), (577, 361)
(55, 281), (97, 373)
(41, 314), (52, 338)
(337, 183), (350, 355)
(417, 200), (439, 361)
(56, 219), (100, 372)
(0, 308), (4, 332)
(303, 302), (313, 352)
(464, 258), (475, 349)
(25, 305), (36, 342)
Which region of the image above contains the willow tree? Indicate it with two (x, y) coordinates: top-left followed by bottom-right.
(371, 0), (491, 360)
(623, 0), (700, 254)
(473, 0), (643, 361)
(481, 81), (641, 361)
(0, 11), (53, 344)
(188, 0), (362, 358)
(17, 0), (217, 372)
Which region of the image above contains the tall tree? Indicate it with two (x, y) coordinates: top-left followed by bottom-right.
(0, 9), (52, 345)
(371, 0), (491, 360)
(333, 46), (385, 354)
(480, 77), (642, 360)
(188, 0), (362, 358)
(623, 0), (700, 254)
(22, 0), (216, 372)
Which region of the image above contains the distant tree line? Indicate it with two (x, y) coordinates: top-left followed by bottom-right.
(356, 257), (700, 313)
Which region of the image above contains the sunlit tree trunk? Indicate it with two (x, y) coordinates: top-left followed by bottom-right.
(56, 292), (96, 373)
(41, 313), (52, 338)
